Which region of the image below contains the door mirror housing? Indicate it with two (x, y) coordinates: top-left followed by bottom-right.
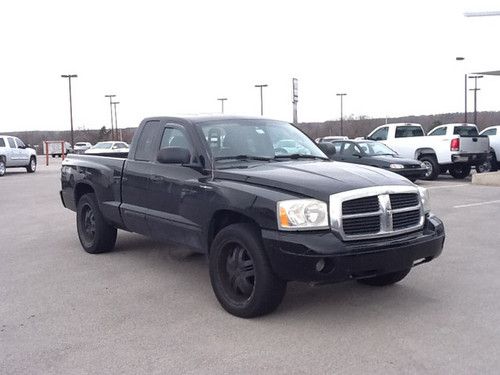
(157, 147), (191, 164)
(317, 142), (336, 158)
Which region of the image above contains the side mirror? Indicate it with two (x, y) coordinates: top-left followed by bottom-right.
(317, 142), (336, 158)
(157, 147), (191, 164)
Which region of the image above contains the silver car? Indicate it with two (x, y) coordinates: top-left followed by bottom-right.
(0, 135), (37, 176)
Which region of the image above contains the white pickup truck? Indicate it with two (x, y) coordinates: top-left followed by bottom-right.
(479, 125), (500, 171)
(367, 123), (490, 180)
(0, 135), (37, 176)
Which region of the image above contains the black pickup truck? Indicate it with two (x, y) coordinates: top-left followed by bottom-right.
(61, 116), (445, 318)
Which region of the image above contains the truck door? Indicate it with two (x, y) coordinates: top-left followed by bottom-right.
(121, 120), (161, 236)
(6, 137), (21, 166)
(14, 138), (30, 165)
(146, 123), (205, 250)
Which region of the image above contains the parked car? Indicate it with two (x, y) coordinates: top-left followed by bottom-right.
(323, 139), (427, 182)
(48, 142), (73, 158)
(85, 141), (129, 155)
(367, 123), (489, 180)
(315, 136), (349, 142)
(0, 135), (37, 176)
(478, 126), (500, 172)
(74, 142), (93, 154)
(61, 115), (445, 318)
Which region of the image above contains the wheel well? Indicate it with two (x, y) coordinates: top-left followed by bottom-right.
(74, 183), (95, 205)
(0, 155), (5, 163)
(416, 148), (436, 160)
(208, 210), (259, 250)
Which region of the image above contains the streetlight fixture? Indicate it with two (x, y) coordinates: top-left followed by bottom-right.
(111, 101), (120, 141)
(254, 84), (268, 116)
(105, 94), (116, 140)
(61, 74), (78, 148)
(456, 57), (468, 122)
(217, 98), (228, 114)
(468, 75), (483, 125)
(336, 93), (347, 136)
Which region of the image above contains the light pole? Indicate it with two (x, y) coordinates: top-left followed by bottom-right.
(112, 101), (120, 140)
(292, 78), (298, 124)
(468, 75), (483, 125)
(456, 57), (467, 122)
(61, 74), (77, 148)
(336, 93), (347, 136)
(105, 94), (116, 140)
(217, 98), (227, 114)
(254, 84), (268, 116)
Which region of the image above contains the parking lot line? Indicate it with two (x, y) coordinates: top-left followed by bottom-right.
(426, 184), (468, 190)
(454, 199), (500, 209)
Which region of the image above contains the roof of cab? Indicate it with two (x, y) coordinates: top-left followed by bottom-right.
(140, 114), (280, 125)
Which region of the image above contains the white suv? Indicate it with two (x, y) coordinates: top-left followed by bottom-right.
(0, 135), (37, 176)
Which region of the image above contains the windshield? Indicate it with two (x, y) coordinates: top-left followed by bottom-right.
(92, 142), (113, 149)
(357, 141), (396, 156)
(197, 119), (326, 162)
(454, 126), (479, 136)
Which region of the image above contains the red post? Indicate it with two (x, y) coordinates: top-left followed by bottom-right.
(45, 142), (49, 166)
(61, 141), (65, 161)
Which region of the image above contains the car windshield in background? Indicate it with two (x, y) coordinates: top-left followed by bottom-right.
(197, 119), (327, 163)
(357, 142), (396, 156)
(92, 142), (113, 149)
(454, 126), (479, 136)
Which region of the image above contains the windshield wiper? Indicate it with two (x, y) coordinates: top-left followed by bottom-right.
(215, 155), (272, 162)
(274, 154), (329, 160)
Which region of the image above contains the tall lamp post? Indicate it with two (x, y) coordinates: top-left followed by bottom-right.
(105, 94), (116, 140)
(112, 101), (120, 140)
(468, 75), (483, 125)
(217, 98), (227, 114)
(336, 93), (347, 136)
(254, 84), (268, 116)
(61, 74), (78, 148)
(456, 57), (468, 122)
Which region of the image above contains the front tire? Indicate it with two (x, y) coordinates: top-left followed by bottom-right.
(26, 156), (36, 173)
(449, 164), (471, 179)
(76, 193), (117, 254)
(419, 155), (439, 180)
(357, 268), (411, 286)
(209, 223), (287, 318)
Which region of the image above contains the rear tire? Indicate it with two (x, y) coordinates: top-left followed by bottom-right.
(449, 164), (471, 179)
(26, 156), (36, 173)
(0, 159), (5, 177)
(419, 155), (439, 180)
(76, 193), (117, 254)
(357, 268), (411, 286)
(209, 223), (287, 318)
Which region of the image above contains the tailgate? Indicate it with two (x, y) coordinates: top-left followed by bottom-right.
(459, 136), (489, 154)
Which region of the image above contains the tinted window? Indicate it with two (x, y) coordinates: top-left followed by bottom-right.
(160, 127), (191, 150)
(341, 142), (361, 156)
(395, 126), (424, 138)
(0, 138), (5, 147)
(429, 127), (446, 136)
(454, 126), (479, 136)
(370, 127), (388, 141)
(135, 121), (160, 161)
(331, 142), (343, 154)
(482, 128), (497, 136)
(8, 138), (15, 148)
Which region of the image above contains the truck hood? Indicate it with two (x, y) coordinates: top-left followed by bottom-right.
(215, 160), (413, 201)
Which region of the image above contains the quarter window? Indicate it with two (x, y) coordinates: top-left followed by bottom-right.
(370, 127), (388, 141)
(429, 127), (446, 136)
(0, 138), (5, 147)
(135, 121), (160, 161)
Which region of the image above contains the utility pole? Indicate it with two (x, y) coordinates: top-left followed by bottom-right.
(217, 98), (227, 114)
(254, 84), (268, 116)
(468, 75), (483, 125)
(105, 94), (116, 140)
(292, 78), (298, 124)
(112, 101), (120, 140)
(336, 93), (347, 136)
(61, 74), (78, 148)
(456, 57), (467, 122)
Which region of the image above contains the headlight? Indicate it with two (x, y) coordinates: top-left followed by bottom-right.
(277, 199), (329, 230)
(418, 187), (431, 213)
(390, 163), (405, 169)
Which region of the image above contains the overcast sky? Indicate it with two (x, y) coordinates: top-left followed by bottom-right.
(1, 0), (500, 132)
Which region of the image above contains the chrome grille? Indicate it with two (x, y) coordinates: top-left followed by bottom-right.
(330, 186), (424, 241)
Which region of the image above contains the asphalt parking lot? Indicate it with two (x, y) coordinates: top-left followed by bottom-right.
(1, 160), (500, 374)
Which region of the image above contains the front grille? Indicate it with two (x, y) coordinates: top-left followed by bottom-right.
(343, 216), (380, 235)
(342, 196), (379, 215)
(390, 193), (419, 210)
(393, 209), (421, 230)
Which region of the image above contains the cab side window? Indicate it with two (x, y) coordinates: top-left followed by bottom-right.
(135, 121), (160, 161)
(482, 129), (497, 136)
(370, 127), (388, 141)
(7, 138), (16, 148)
(15, 138), (25, 148)
(160, 127), (191, 150)
(0, 138), (5, 147)
(428, 127), (446, 136)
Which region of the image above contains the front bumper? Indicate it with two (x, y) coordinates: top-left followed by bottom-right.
(262, 215), (445, 283)
(451, 153), (487, 164)
(392, 167), (428, 179)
